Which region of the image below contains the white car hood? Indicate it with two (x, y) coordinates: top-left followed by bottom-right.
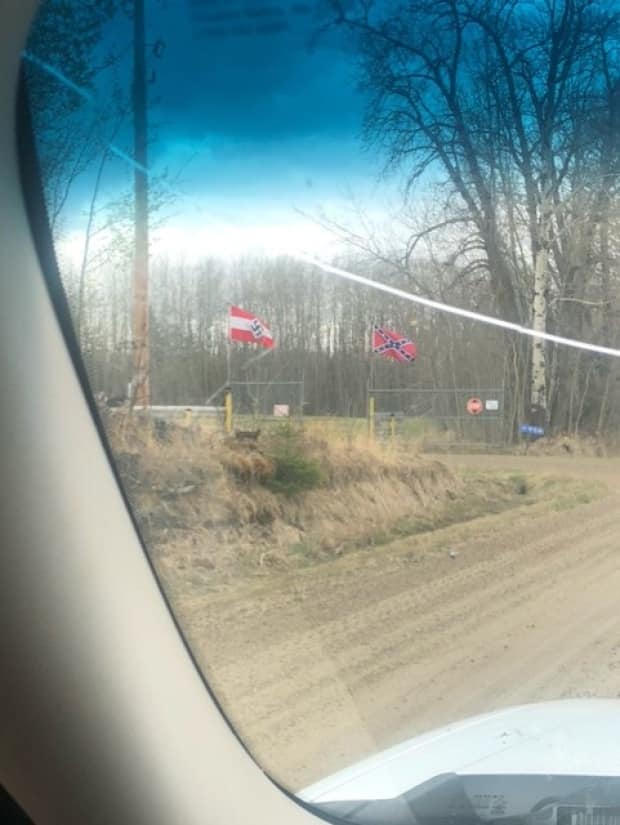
(300, 699), (620, 804)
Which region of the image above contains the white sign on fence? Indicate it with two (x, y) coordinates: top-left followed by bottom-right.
(273, 404), (290, 417)
(485, 399), (500, 411)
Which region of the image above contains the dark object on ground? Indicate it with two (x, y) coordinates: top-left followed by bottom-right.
(235, 429), (261, 442)
(107, 395), (126, 407)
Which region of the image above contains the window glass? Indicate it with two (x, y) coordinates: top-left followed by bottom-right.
(25, 0), (620, 817)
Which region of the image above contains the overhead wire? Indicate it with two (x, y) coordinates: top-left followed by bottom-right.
(22, 47), (620, 361)
(295, 254), (620, 358)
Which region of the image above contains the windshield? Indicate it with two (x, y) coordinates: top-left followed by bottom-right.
(23, 0), (620, 818)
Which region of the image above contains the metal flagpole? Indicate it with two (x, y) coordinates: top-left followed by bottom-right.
(204, 302), (235, 407)
(225, 304), (233, 433)
(226, 335), (232, 387)
(368, 325), (376, 440)
(225, 304), (232, 386)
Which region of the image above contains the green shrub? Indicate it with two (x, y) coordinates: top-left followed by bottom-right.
(268, 453), (323, 496)
(263, 422), (324, 496)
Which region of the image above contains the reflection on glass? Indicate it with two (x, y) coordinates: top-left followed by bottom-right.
(25, 0), (620, 813)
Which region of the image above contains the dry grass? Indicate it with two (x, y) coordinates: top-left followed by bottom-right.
(523, 433), (608, 457)
(101, 412), (604, 600)
(218, 443), (275, 484)
(101, 412), (465, 585)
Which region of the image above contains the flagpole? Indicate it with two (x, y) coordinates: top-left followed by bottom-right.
(240, 345), (274, 372)
(368, 324), (376, 440)
(225, 303), (232, 433)
(225, 302), (232, 386)
(226, 336), (231, 386)
(370, 341), (376, 391)
(370, 323), (376, 392)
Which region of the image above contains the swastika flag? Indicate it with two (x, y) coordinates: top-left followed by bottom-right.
(229, 305), (274, 348)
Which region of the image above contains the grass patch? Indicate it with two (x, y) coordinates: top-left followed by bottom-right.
(289, 538), (322, 561)
(286, 471), (605, 568)
(102, 412), (607, 587)
(549, 481), (605, 511)
(507, 474), (529, 495)
(358, 473), (536, 548)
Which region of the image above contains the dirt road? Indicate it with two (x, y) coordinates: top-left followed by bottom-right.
(170, 455), (620, 790)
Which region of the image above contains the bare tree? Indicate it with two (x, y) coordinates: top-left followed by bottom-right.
(25, 0), (120, 234)
(325, 0), (620, 423)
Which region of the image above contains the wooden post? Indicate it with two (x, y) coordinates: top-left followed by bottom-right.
(224, 389), (233, 434)
(368, 394), (375, 440)
(131, 0), (150, 407)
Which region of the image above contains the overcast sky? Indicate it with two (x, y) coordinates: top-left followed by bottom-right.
(45, 0), (400, 261)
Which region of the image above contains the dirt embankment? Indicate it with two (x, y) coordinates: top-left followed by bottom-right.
(107, 417), (577, 595)
(106, 417), (615, 792)
(108, 417), (468, 586)
(176, 455), (613, 791)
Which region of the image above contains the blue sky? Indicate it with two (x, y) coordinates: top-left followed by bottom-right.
(42, 0), (398, 260)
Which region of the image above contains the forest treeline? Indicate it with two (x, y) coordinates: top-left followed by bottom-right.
(25, 0), (620, 438)
(58, 250), (618, 437)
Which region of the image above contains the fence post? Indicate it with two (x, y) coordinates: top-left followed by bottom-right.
(368, 394), (375, 440)
(224, 389), (233, 434)
(300, 371), (305, 420)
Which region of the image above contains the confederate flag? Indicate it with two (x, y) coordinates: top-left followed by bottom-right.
(372, 325), (417, 363)
(229, 305), (275, 349)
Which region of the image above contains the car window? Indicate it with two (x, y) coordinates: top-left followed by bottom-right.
(23, 0), (620, 816)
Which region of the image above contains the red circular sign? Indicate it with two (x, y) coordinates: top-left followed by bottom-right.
(467, 397), (484, 416)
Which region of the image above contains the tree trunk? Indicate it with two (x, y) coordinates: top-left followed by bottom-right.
(530, 190), (551, 422)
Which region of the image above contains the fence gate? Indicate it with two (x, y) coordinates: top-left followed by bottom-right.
(369, 386), (507, 445)
(230, 379), (305, 425)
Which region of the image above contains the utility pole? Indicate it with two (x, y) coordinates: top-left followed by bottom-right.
(131, 0), (150, 407)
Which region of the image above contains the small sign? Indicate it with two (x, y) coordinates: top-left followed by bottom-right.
(273, 404), (290, 417)
(520, 424), (545, 437)
(485, 399), (499, 411)
(467, 397), (484, 416)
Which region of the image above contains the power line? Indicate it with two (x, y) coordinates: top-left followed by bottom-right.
(22, 46), (620, 363)
(296, 254), (620, 359)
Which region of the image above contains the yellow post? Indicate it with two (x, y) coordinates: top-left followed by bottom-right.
(224, 390), (233, 434)
(368, 395), (375, 440)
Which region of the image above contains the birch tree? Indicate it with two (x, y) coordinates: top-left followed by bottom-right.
(326, 0), (620, 422)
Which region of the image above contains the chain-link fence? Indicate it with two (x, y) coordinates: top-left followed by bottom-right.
(230, 379), (305, 428)
(370, 386), (507, 445)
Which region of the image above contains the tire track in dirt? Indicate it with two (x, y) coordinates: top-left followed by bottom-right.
(202, 504), (620, 782)
(208, 504), (611, 720)
(170, 456), (620, 789)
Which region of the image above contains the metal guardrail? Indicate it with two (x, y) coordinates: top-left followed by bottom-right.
(123, 405), (224, 418)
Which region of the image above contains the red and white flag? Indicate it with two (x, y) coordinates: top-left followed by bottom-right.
(372, 325), (417, 363)
(229, 305), (274, 349)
